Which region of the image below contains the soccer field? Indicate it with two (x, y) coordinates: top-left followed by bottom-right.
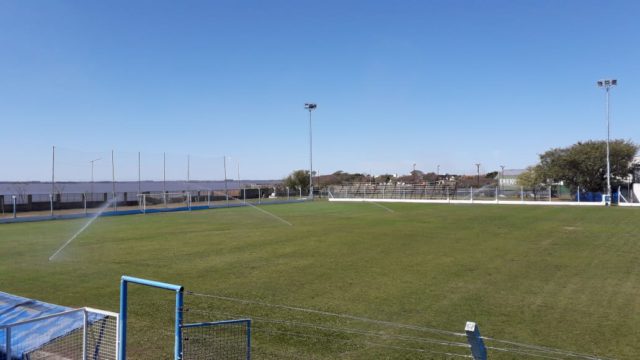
(0, 202), (638, 359)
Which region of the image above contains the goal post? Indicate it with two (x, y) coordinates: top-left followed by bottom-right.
(119, 275), (184, 360)
(118, 275), (252, 360)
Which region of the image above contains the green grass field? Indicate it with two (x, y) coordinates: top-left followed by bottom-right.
(1, 201), (638, 359)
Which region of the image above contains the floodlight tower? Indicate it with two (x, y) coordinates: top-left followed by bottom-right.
(597, 79), (617, 204)
(304, 103), (317, 199)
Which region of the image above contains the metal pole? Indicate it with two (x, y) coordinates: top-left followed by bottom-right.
(309, 109), (313, 199)
(6, 327), (11, 360)
(138, 152), (141, 195)
(49, 193), (53, 216)
(51, 145), (55, 200)
(112, 150), (116, 211)
(12, 195), (16, 218)
(84, 193), (87, 216)
(118, 280), (128, 360)
(175, 290), (184, 360)
(237, 163), (241, 195)
(90, 160), (94, 201)
(82, 309), (88, 360)
(224, 156), (229, 206)
(475, 163), (480, 187)
(605, 87), (611, 204)
(578, 186), (580, 203)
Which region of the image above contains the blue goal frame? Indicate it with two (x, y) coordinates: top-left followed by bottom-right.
(118, 275), (184, 360)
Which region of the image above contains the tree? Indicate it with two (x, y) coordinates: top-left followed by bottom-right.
(532, 140), (637, 192)
(283, 170), (310, 192)
(517, 165), (546, 199)
(485, 171), (498, 179)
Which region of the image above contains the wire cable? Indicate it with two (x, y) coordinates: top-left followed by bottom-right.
(185, 291), (466, 337)
(252, 327), (472, 359)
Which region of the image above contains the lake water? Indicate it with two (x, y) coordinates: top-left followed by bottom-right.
(0, 180), (278, 195)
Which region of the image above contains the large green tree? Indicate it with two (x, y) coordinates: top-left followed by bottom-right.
(530, 140), (637, 192)
(283, 170), (310, 192)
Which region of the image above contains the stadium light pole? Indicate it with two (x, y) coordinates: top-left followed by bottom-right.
(597, 79), (617, 205)
(304, 103), (317, 199)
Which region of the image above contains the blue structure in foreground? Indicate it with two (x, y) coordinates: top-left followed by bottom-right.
(0, 292), (81, 359)
(119, 276), (184, 360)
(465, 321), (487, 360)
(119, 276), (252, 360)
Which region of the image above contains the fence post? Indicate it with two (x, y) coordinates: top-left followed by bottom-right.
(549, 187), (552, 202)
(495, 186), (498, 203)
(243, 188), (246, 203)
(6, 326), (11, 360)
(188, 193), (192, 211)
(12, 195), (17, 219)
(465, 321), (487, 360)
(521, 186), (524, 202)
(207, 190), (211, 207)
(82, 309), (88, 360)
(577, 186), (580, 203)
(143, 195), (146, 214)
(470, 187), (473, 203)
(84, 193), (87, 216)
(287, 187), (290, 201)
(50, 193), (54, 216)
(258, 188), (261, 204)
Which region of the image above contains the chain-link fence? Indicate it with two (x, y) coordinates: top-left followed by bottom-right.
(328, 183), (633, 206)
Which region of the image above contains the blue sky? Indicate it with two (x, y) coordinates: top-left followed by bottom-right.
(1, 1), (639, 181)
